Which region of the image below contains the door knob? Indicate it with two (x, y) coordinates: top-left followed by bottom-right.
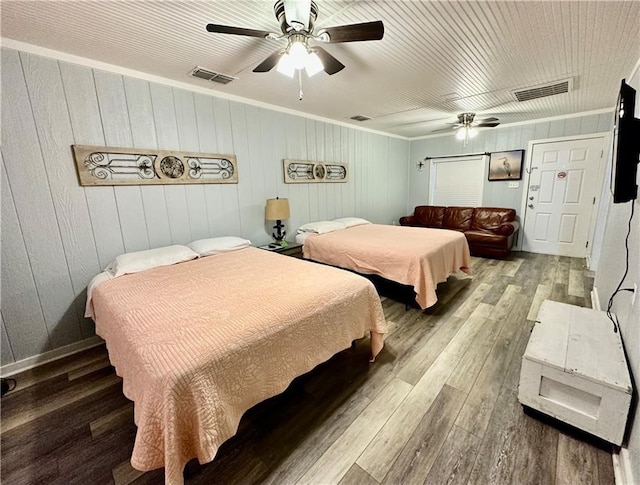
(529, 196), (534, 200)
(528, 204), (534, 209)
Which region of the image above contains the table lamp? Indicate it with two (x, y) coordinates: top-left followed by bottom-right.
(265, 197), (290, 242)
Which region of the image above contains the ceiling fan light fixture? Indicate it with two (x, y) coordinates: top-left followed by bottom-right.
(289, 41), (308, 69)
(305, 51), (324, 77)
(276, 53), (295, 77)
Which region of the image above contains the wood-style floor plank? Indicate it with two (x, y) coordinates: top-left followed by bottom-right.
(299, 378), (412, 484)
(0, 252), (615, 485)
(556, 432), (600, 485)
(382, 384), (466, 484)
(424, 425), (482, 485)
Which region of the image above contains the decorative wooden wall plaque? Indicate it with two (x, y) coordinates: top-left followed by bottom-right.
(72, 145), (238, 186)
(283, 159), (349, 184)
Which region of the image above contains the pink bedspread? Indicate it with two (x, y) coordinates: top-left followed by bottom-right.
(91, 247), (386, 484)
(303, 224), (471, 309)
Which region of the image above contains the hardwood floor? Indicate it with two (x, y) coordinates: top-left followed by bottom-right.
(0, 252), (616, 485)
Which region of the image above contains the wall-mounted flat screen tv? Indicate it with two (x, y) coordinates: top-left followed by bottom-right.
(610, 79), (640, 203)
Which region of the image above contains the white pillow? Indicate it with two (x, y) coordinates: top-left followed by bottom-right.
(188, 236), (251, 256)
(333, 217), (372, 228)
(104, 245), (198, 277)
(297, 220), (346, 234)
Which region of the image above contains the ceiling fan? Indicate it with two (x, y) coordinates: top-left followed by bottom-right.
(432, 112), (500, 146)
(205, 0), (384, 77)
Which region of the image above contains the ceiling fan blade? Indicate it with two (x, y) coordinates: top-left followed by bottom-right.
(313, 47), (345, 75)
(431, 127), (457, 133)
(475, 122), (500, 128)
(478, 117), (499, 123)
(206, 24), (273, 39)
(284, 0), (311, 31)
(317, 20), (384, 43)
(252, 50), (283, 73)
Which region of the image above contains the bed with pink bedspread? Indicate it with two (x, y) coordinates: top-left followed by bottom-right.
(89, 247), (386, 484)
(300, 224), (471, 309)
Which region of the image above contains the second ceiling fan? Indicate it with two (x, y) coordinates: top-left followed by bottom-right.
(433, 112), (500, 146)
(205, 0), (384, 77)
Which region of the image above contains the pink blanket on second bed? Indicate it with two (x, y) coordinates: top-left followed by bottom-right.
(303, 224), (471, 309)
(91, 247), (386, 484)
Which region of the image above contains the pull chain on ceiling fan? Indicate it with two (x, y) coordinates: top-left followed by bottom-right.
(205, 0), (384, 85)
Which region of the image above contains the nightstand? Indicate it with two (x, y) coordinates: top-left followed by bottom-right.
(257, 242), (303, 258)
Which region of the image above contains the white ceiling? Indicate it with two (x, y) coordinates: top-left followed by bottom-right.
(2, 1), (639, 138)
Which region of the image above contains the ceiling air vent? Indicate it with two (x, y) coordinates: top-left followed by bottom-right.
(190, 66), (236, 85)
(350, 115), (371, 122)
(513, 78), (573, 102)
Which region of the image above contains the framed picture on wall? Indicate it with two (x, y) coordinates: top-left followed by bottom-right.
(488, 149), (524, 181)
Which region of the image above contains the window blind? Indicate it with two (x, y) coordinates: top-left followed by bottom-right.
(429, 155), (486, 206)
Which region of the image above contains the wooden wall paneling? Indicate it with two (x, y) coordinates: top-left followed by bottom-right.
(305, 119), (320, 223)
(285, 114), (309, 229)
(260, 109), (288, 240)
(330, 124), (343, 218)
(242, 105), (268, 243)
(1, 313), (16, 366)
(564, 117), (582, 136)
(212, 98), (242, 236)
(533, 121), (550, 140)
(2, 49), (82, 348)
(123, 77), (172, 249)
(94, 70), (149, 253)
(195, 93), (226, 237)
(59, 62), (125, 269)
(270, 110), (290, 205)
(377, 135), (389, 222)
(390, 137), (408, 222)
(340, 126), (354, 216)
(548, 119), (566, 138)
(596, 112), (612, 132)
(149, 84), (191, 244)
(174, 88), (209, 242)
(228, 102), (256, 240)
(579, 114), (599, 134)
(315, 121), (329, 221)
(21, 54), (100, 339)
(0, 160), (51, 360)
(353, 129), (363, 217)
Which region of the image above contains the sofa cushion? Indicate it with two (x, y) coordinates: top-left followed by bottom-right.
(472, 207), (516, 231)
(443, 207), (474, 231)
(464, 229), (509, 247)
(414, 206), (445, 228)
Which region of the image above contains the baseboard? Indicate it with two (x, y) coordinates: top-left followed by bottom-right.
(613, 447), (635, 485)
(0, 336), (104, 378)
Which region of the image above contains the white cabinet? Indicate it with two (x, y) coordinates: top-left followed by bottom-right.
(518, 300), (632, 445)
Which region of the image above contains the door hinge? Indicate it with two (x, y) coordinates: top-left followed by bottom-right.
(586, 241), (589, 248)
(593, 197), (596, 204)
(600, 150), (604, 158)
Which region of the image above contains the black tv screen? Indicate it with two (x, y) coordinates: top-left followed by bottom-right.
(610, 79), (640, 203)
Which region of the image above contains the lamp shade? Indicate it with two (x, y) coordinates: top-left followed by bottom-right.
(265, 198), (290, 220)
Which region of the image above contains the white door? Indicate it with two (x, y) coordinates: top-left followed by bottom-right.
(522, 137), (604, 257)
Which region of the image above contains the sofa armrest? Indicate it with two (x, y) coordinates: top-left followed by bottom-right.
(493, 220), (520, 236)
(399, 215), (415, 226)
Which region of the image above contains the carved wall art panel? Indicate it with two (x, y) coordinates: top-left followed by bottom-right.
(72, 145), (238, 186)
(283, 159), (349, 184)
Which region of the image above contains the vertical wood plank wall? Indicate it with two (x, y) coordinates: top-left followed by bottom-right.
(0, 48), (410, 366)
(407, 112), (613, 213)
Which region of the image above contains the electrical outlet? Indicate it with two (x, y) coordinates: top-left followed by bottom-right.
(633, 283), (638, 306)
(508, 181), (519, 189)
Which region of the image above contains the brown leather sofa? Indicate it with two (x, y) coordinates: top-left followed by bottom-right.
(400, 206), (520, 258)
